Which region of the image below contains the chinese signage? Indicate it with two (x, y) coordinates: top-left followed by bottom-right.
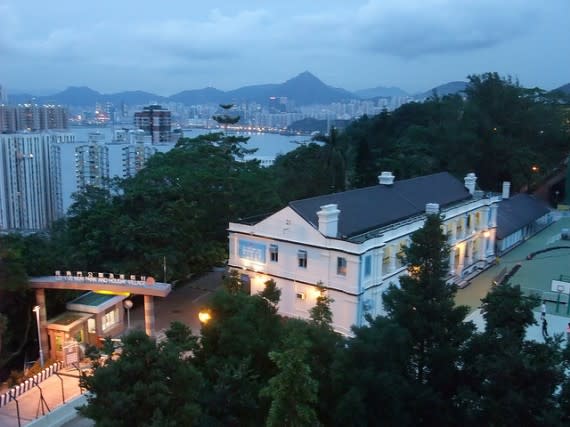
(55, 271), (156, 287)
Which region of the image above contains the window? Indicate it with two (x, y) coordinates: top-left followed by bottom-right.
(364, 255), (371, 277)
(270, 244), (279, 262)
(298, 250), (307, 268)
(337, 257), (347, 276)
(102, 307), (119, 332)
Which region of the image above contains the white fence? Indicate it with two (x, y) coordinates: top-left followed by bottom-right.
(0, 361), (64, 408)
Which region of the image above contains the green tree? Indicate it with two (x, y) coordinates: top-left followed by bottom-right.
(381, 214), (474, 424)
(262, 324), (319, 427)
(333, 316), (414, 427)
(309, 284), (334, 328)
(258, 279), (281, 308)
(212, 103), (240, 132)
(195, 289), (283, 425)
(460, 283), (563, 426)
(270, 143), (330, 202)
(79, 327), (202, 426)
(313, 127), (347, 192)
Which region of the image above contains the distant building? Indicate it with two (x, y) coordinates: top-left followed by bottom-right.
(134, 105), (172, 144)
(0, 104), (68, 132)
(75, 133), (110, 189)
(495, 182), (553, 255)
(0, 132), (73, 230)
(228, 171), (500, 334)
(0, 85), (7, 103)
(122, 142), (157, 178)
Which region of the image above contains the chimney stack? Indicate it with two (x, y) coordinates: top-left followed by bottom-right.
(464, 173), (477, 195)
(425, 203), (440, 215)
(317, 204), (340, 238)
(502, 181), (511, 199)
(378, 171), (395, 186)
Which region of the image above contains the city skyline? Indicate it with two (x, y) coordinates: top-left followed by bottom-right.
(0, 0), (569, 95)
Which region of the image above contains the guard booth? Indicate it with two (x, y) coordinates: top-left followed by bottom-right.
(45, 292), (127, 362)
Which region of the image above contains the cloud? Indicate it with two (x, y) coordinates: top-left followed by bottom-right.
(351, 0), (538, 57)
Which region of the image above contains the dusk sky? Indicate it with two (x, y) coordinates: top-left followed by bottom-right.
(1, 0), (568, 96)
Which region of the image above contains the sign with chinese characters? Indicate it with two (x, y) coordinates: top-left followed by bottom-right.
(238, 240), (266, 263)
(54, 271), (155, 287)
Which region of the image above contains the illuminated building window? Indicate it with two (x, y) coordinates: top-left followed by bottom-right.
(337, 257), (347, 276)
(298, 250), (307, 268)
(270, 244), (279, 262)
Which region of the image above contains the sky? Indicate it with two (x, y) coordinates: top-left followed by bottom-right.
(1, 0), (568, 96)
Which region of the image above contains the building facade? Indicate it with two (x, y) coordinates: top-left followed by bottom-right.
(496, 182), (552, 255)
(134, 105), (171, 144)
(0, 104), (69, 132)
(228, 172), (501, 334)
(122, 143), (157, 178)
(75, 134), (110, 189)
(0, 133), (73, 230)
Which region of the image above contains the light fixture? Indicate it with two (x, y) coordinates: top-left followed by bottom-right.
(32, 306), (44, 368)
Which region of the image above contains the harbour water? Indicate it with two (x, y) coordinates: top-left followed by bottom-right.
(60, 127), (308, 212)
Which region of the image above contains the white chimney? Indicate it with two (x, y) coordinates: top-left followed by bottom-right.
(502, 181), (511, 199)
(378, 171), (395, 185)
(425, 203), (440, 215)
(464, 173), (477, 195)
(317, 204), (340, 237)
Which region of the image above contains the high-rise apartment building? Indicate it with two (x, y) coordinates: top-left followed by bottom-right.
(122, 143), (157, 178)
(134, 105), (171, 144)
(0, 85), (7, 103)
(0, 133), (72, 230)
(75, 133), (110, 189)
(0, 104), (68, 132)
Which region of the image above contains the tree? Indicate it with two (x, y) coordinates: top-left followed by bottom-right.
(212, 103), (240, 132)
(313, 127), (347, 192)
(333, 316), (415, 427)
(460, 283), (564, 426)
(309, 284), (334, 329)
(195, 289), (283, 425)
(381, 214), (474, 424)
(258, 279), (281, 309)
(79, 327), (202, 426)
(262, 324), (319, 427)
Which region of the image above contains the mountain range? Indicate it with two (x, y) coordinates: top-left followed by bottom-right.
(11, 72), (563, 108)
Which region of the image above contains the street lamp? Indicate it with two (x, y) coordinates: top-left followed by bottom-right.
(123, 299), (133, 330)
(32, 306), (44, 368)
(198, 309), (211, 325)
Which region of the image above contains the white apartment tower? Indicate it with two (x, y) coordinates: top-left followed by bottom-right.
(0, 133), (72, 230)
(75, 134), (110, 189)
(122, 143), (157, 178)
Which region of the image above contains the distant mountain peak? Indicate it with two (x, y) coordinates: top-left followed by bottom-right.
(286, 71), (323, 84)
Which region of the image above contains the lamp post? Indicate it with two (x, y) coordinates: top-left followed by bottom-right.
(32, 306), (44, 368)
(198, 309), (211, 325)
(123, 299), (133, 330)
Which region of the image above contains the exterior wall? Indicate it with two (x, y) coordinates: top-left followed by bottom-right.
(497, 212), (553, 255)
(0, 133), (69, 230)
(229, 195), (500, 335)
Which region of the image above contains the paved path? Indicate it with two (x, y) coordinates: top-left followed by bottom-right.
(0, 367), (83, 427)
(456, 215), (570, 313)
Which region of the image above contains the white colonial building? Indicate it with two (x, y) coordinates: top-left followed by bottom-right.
(228, 171), (501, 335)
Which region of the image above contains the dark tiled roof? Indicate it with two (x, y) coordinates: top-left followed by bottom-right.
(289, 172), (472, 238)
(497, 194), (550, 239)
